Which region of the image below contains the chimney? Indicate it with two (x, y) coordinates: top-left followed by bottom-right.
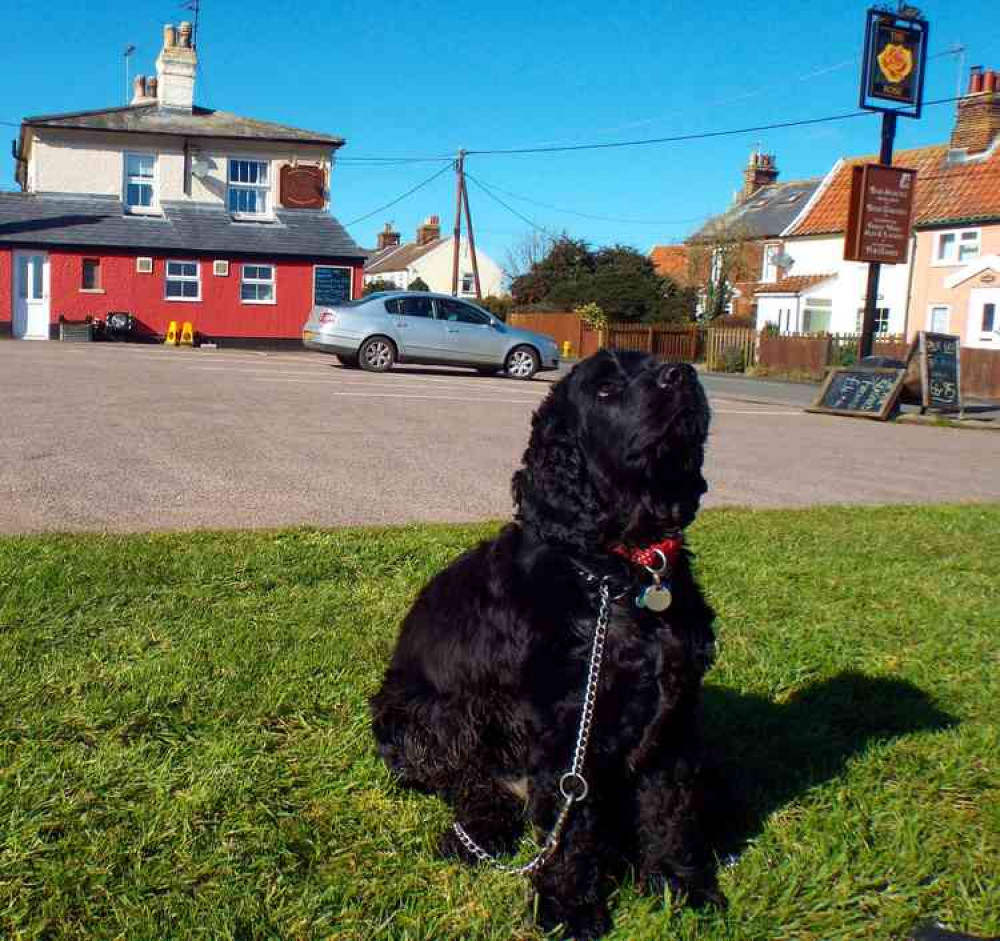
(155, 21), (197, 112)
(741, 150), (779, 201)
(951, 65), (1000, 154)
(415, 214), (441, 246)
(130, 74), (156, 105)
(377, 222), (401, 251)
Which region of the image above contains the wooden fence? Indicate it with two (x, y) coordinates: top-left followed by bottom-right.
(508, 312), (1000, 398)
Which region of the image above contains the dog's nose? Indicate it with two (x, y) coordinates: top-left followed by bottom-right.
(657, 363), (690, 389)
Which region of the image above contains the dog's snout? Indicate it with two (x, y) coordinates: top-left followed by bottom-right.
(657, 363), (692, 389)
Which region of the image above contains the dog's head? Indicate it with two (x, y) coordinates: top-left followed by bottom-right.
(512, 350), (710, 555)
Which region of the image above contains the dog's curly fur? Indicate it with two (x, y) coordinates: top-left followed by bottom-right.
(370, 350), (722, 939)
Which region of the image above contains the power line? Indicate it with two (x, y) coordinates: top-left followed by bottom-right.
(343, 162), (453, 228)
(464, 174), (555, 236)
(464, 94), (968, 157)
(464, 171), (709, 226)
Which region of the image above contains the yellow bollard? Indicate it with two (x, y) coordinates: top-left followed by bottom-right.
(164, 320), (179, 345)
(180, 321), (194, 346)
(561, 339), (573, 358)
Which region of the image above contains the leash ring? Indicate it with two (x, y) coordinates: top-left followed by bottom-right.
(644, 548), (669, 576)
(559, 772), (589, 802)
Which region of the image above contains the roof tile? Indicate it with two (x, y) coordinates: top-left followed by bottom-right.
(789, 143), (1000, 236)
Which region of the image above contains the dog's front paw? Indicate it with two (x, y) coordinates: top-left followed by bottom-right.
(536, 897), (612, 940)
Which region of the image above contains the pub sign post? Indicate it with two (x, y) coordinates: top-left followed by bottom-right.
(855, 5), (929, 360)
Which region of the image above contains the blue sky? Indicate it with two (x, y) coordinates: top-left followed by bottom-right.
(1, 0), (995, 270)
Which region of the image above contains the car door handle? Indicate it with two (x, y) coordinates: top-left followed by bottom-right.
(393, 319), (407, 328)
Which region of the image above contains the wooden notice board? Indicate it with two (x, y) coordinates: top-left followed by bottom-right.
(843, 164), (916, 265)
(807, 367), (907, 420)
(916, 331), (962, 413)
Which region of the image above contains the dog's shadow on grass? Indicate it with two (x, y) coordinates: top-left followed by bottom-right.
(701, 671), (956, 856)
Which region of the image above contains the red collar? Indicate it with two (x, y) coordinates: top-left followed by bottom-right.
(611, 533), (684, 572)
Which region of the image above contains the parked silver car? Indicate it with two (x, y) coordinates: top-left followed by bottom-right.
(302, 291), (560, 379)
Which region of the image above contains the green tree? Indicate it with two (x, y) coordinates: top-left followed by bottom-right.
(407, 277), (430, 292)
(363, 278), (397, 296)
(511, 237), (693, 322)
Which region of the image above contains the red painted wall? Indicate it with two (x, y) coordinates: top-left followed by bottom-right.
(0, 249), (11, 332)
(0, 247), (364, 340)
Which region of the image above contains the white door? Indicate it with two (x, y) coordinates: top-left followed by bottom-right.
(13, 251), (50, 340)
(967, 288), (1000, 349)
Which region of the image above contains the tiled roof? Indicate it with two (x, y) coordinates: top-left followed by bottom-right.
(649, 244), (690, 284)
(689, 178), (821, 242)
(0, 192), (366, 259)
(23, 104), (343, 147)
(789, 142), (1000, 236)
(750, 274), (836, 296)
(364, 238), (445, 274)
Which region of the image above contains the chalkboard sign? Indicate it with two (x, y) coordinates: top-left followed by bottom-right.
(807, 367), (906, 420)
(917, 331), (962, 413)
(313, 266), (353, 306)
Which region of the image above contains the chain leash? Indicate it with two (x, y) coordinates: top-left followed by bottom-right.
(450, 579), (611, 875)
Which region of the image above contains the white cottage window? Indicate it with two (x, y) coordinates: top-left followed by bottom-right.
(124, 153), (156, 212)
(935, 229), (980, 264)
(241, 264), (275, 303)
(228, 159), (270, 216)
(165, 260), (201, 300)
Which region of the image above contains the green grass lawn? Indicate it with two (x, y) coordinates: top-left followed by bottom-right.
(1, 505), (998, 941)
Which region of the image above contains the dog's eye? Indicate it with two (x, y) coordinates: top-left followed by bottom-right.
(596, 383), (618, 399)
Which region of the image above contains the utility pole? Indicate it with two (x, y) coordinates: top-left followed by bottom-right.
(450, 149), (484, 299)
(451, 150), (465, 296)
(460, 175), (483, 300)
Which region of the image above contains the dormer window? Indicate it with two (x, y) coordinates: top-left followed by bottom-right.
(228, 159), (271, 217)
(124, 153), (157, 213)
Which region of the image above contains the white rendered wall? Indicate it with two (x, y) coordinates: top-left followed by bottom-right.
(27, 129), (331, 210)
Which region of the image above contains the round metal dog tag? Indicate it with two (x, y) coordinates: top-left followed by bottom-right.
(638, 584), (672, 612)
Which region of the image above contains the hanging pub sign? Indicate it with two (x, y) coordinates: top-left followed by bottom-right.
(844, 163), (917, 265)
(859, 7), (929, 118)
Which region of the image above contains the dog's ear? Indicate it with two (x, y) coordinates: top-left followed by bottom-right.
(512, 381), (604, 553)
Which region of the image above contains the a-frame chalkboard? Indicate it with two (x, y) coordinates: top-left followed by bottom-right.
(807, 366), (907, 420)
(915, 331), (963, 415)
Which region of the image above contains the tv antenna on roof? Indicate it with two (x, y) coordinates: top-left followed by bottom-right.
(181, 0), (200, 48)
(123, 44), (136, 106)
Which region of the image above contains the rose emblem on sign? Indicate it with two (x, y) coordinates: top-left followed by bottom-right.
(877, 43), (913, 84)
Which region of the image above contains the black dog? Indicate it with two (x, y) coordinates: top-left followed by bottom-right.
(370, 350), (721, 939)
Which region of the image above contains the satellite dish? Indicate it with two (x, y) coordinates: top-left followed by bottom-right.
(190, 155), (212, 178)
(773, 252), (794, 269)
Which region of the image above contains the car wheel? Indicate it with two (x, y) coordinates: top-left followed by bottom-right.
(337, 353), (359, 368)
(505, 345), (539, 380)
(358, 336), (396, 373)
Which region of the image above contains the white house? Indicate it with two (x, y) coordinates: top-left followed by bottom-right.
(364, 217), (505, 298)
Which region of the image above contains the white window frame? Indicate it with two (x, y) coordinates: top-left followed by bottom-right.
(854, 306), (891, 334)
(761, 242), (781, 283)
(123, 152), (158, 214)
(460, 271), (475, 294)
(928, 305), (951, 333)
(164, 260), (201, 301)
(80, 257), (103, 293)
(933, 228), (981, 266)
(240, 263), (276, 304)
(227, 158), (272, 218)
